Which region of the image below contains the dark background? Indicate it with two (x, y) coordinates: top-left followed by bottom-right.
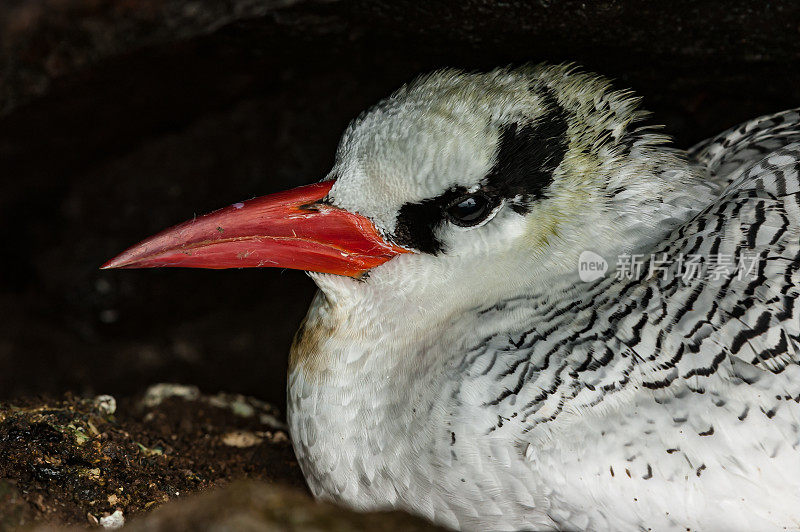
(1, 0), (799, 411)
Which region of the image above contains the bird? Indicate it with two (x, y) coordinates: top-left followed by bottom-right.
(103, 64), (800, 531)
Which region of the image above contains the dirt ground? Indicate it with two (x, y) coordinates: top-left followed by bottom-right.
(0, 386), (300, 526)
(0, 386), (440, 530)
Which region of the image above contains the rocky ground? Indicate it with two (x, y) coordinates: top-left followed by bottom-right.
(0, 385), (439, 530)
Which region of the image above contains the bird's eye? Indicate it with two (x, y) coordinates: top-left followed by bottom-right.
(445, 194), (494, 227)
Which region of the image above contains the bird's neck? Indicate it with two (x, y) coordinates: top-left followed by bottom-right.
(287, 285), (470, 505)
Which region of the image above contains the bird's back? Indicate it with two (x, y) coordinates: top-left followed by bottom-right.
(443, 108), (800, 530)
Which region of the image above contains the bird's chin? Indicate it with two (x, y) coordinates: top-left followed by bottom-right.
(307, 254), (417, 311)
(307, 271), (366, 301)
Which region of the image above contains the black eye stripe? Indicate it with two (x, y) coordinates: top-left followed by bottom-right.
(393, 186), (470, 255)
(392, 88), (570, 254)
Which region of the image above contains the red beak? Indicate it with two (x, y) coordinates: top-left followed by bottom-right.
(101, 181), (409, 278)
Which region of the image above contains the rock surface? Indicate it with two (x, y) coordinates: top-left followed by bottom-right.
(116, 480), (442, 531)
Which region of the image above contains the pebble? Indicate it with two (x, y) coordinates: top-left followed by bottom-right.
(94, 395), (117, 416)
(99, 509), (125, 529)
(142, 384), (200, 408)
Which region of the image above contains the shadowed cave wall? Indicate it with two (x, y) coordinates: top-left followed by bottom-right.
(2, 0), (799, 410)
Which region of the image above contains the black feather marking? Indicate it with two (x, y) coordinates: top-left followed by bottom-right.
(484, 95), (570, 213)
(393, 186), (468, 254)
(392, 90), (569, 254)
